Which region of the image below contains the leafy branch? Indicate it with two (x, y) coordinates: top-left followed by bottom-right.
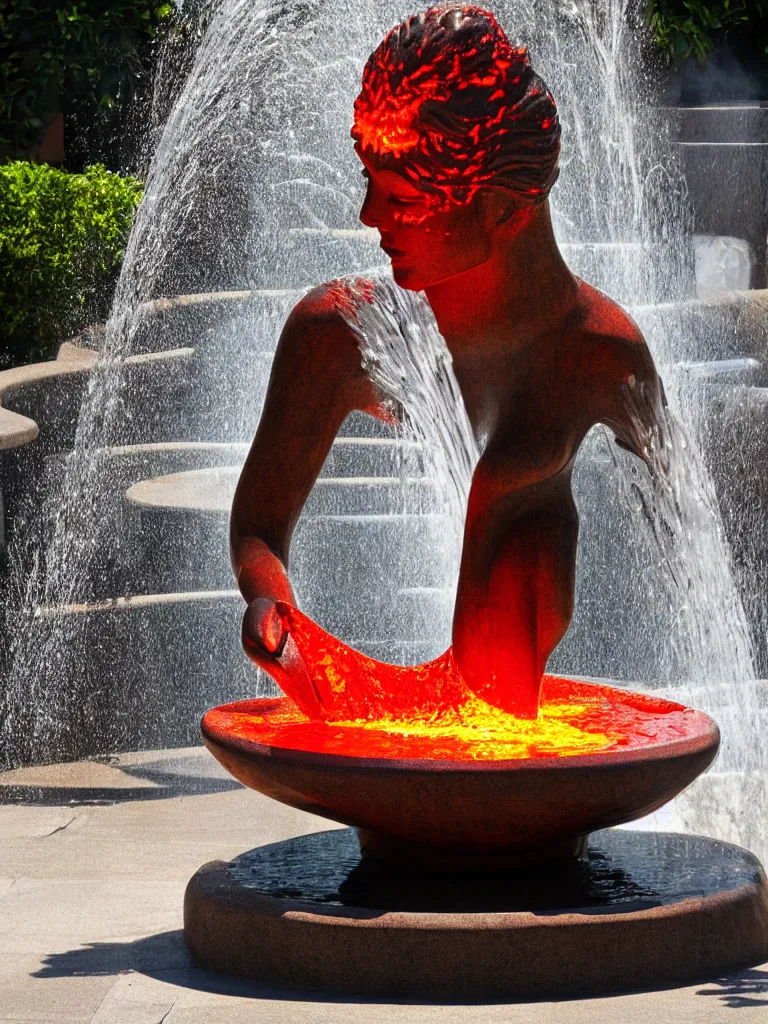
(0, 2), (175, 156)
(646, 0), (768, 64)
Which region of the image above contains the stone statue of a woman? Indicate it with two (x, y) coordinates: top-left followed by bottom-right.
(230, 5), (665, 719)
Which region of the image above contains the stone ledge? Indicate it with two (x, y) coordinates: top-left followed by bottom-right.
(0, 341), (97, 451)
(184, 827), (768, 1000)
(125, 468), (432, 515)
(0, 341), (197, 454)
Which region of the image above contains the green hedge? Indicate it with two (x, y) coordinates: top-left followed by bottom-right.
(0, 161), (142, 369)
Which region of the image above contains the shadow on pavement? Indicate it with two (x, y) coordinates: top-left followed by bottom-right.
(0, 752), (243, 806)
(32, 930), (419, 1005)
(696, 969), (768, 1008)
(33, 929), (768, 1007)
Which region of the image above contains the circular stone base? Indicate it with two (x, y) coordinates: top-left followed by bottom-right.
(184, 828), (768, 1000)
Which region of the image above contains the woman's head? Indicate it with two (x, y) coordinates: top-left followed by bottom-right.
(353, 6), (560, 289)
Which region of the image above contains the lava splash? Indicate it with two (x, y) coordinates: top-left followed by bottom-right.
(228, 604), (702, 761)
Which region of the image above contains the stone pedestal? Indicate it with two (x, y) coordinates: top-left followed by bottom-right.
(184, 827), (768, 1000)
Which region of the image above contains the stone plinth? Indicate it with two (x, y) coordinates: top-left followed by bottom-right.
(185, 827), (768, 1000)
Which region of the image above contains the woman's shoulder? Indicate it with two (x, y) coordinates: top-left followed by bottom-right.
(287, 277), (376, 333)
(574, 280), (642, 344)
(276, 279), (378, 395)
(572, 280), (655, 382)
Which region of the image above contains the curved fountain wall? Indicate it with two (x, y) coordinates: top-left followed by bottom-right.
(1, 0), (766, 856)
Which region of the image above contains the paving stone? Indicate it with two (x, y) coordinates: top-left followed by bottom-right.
(91, 996), (177, 1024)
(0, 971), (115, 1023)
(0, 836), (252, 882)
(0, 807), (86, 841)
(0, 879), (182, 954)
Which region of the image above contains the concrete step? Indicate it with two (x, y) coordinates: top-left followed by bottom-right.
(675, 141), (768, 288)
(669, 104), (768, 145)
(130, 289), (301, 355)
(2, 432), (414, 580)
(0, 348), (200, 559)
(19, 374), (768, 628)
(321, 436), (421, 475)
(673, 358), (762, 386)
(2, 590), (254, 764)
(2, 443), (251, 593)
(126, 468), (436, 516)
(634, 292), (768, 370)
(0, 341), (97, 455)
(100, 436), (415, 480)
(118, 466), (443, 599)
(3, 434), (423, 606)
(120, 505), (451, 599)
(2, 346), (198, 452)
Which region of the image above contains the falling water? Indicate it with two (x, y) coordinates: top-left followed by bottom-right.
(613, 404), (757, 763)
(337, 269), (758, 775)
(341, 271), (479, 571)
(2, 0), (327, 762)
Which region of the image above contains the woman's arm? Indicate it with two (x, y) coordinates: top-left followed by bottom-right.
(230, 285), (379, 668)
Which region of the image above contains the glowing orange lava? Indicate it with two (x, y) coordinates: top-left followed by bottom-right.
(218, 604), (697, 762)
(204, 681), (697, 763)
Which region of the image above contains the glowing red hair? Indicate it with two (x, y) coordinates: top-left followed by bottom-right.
(352, 5), (560, 210)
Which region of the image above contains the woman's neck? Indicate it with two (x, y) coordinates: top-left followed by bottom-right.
(424, 202), (579, 350)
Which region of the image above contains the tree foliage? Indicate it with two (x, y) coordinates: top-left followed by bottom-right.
(646, 0), (768, 64)
(0, 1), (174, 157)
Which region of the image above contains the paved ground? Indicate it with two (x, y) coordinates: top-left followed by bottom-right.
(1, 748), (767, 1024)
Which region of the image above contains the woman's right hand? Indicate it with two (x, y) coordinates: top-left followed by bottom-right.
(240, 596), (323, 720)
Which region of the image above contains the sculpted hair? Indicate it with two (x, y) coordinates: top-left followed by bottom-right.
(352, 5), (560, 209)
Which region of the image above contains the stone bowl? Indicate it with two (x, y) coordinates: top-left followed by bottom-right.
(201, 678), (719, 871)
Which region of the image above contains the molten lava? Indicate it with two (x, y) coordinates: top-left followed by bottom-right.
(213, 604), (698, 763)
(204, 682), (697, 764)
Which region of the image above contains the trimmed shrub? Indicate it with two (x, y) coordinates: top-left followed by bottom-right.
(0, 161), (142, 368)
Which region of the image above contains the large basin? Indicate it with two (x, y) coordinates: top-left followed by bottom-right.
(201, 677), (719, 868)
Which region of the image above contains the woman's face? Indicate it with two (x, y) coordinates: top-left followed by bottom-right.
(356, 145), (498, 291)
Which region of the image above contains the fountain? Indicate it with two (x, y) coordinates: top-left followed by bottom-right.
(0, 0), (765, 1000)
(181, 7), (768, 998)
